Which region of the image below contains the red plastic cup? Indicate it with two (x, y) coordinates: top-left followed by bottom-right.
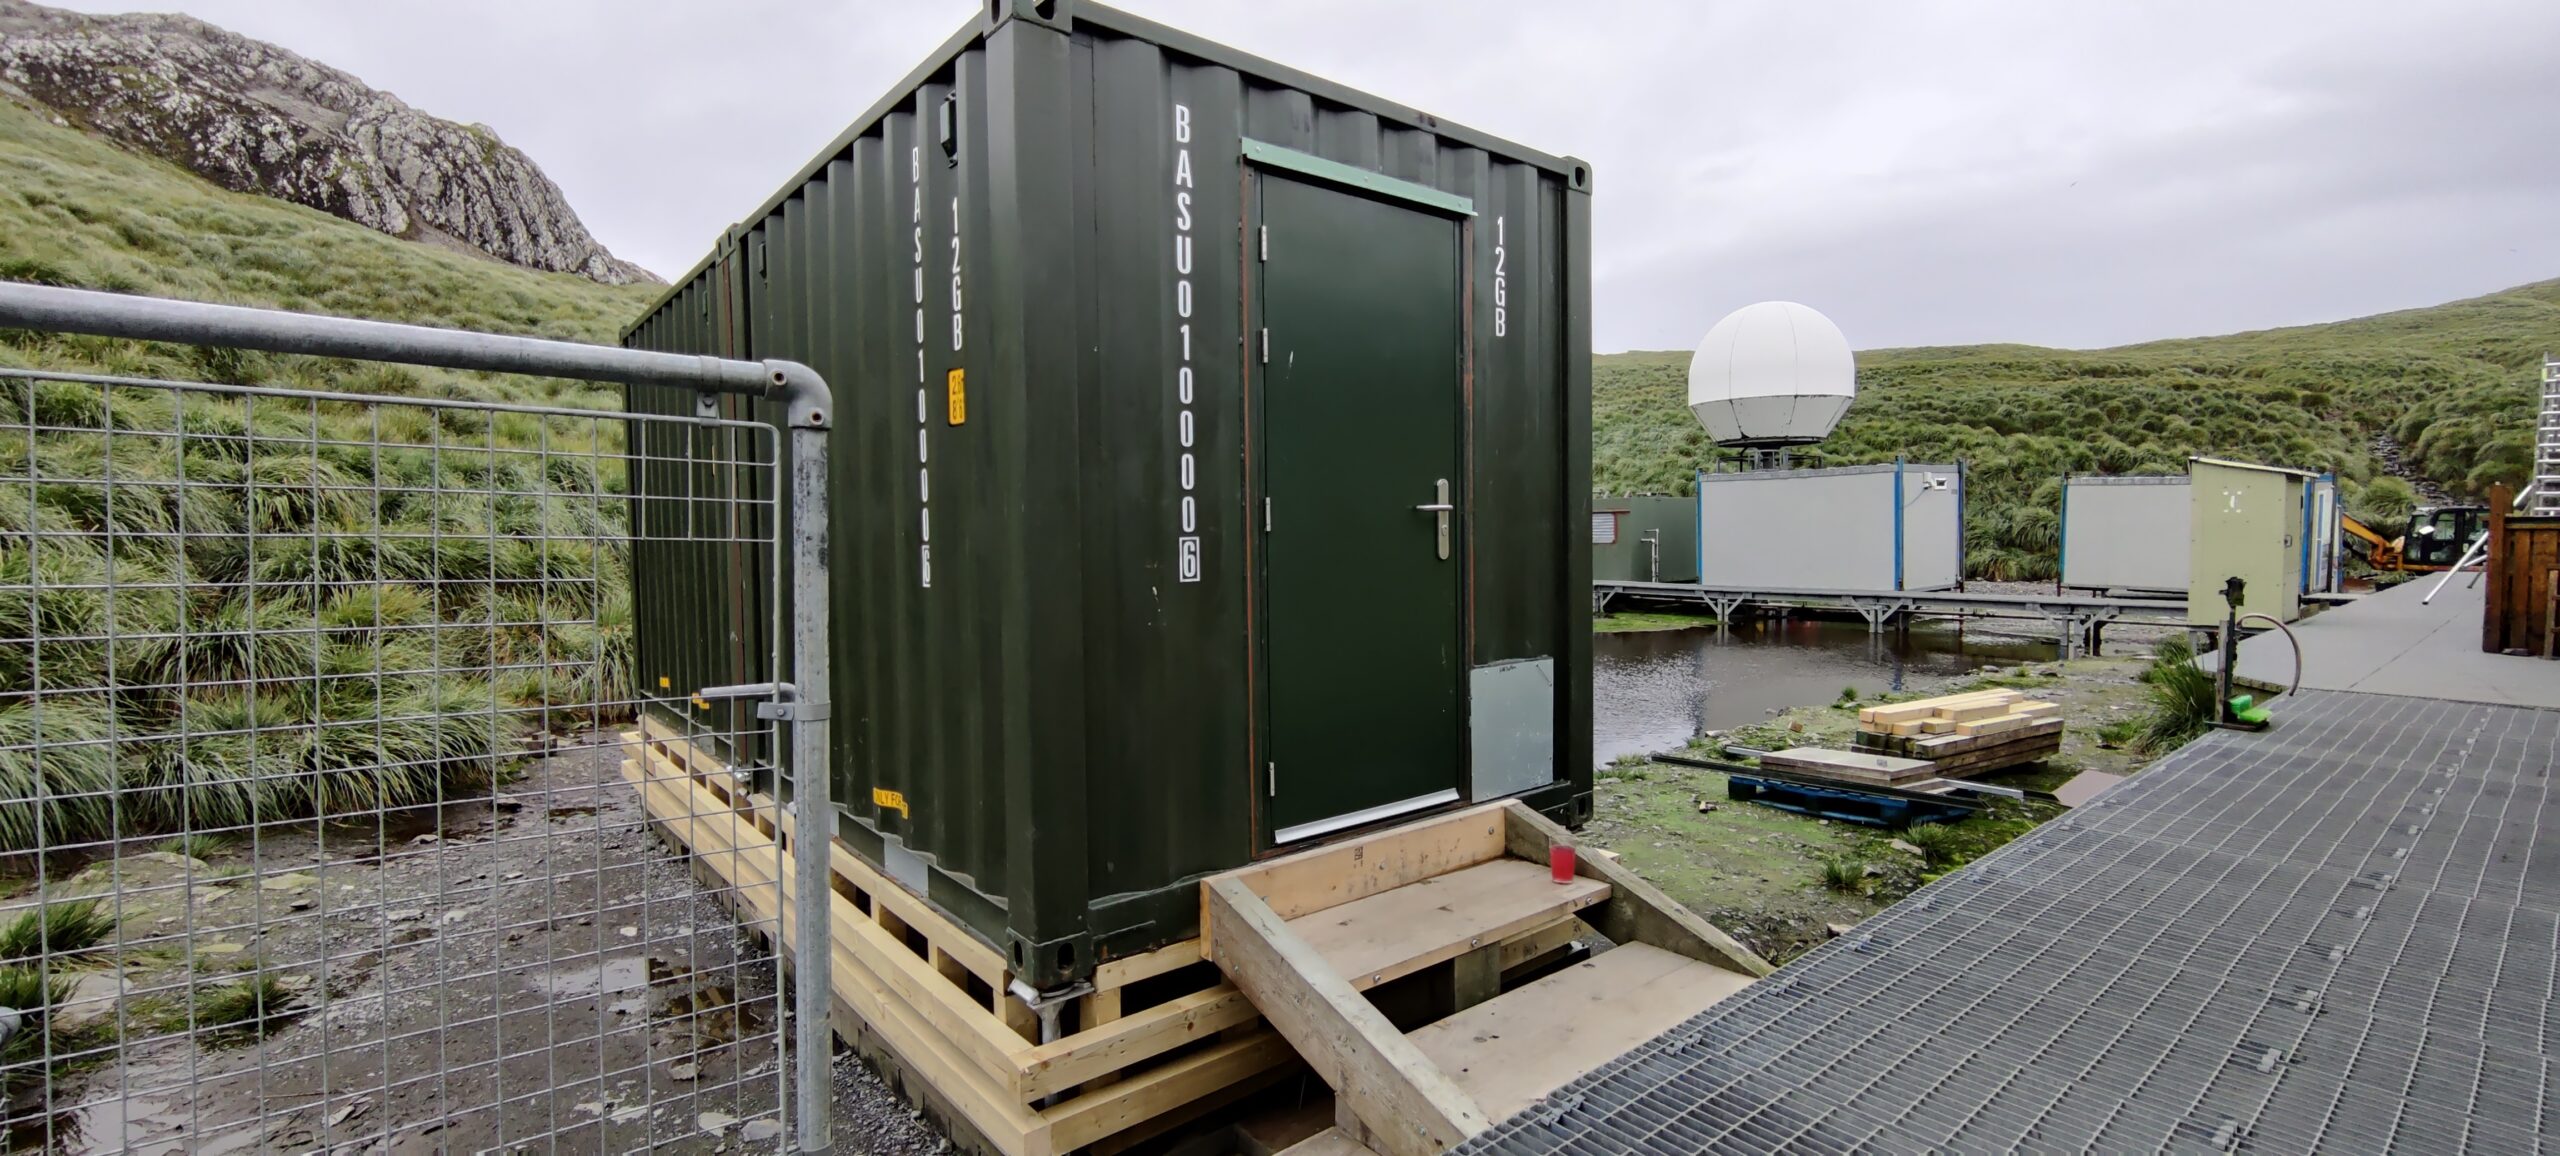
(1550, 844), (1576, 884)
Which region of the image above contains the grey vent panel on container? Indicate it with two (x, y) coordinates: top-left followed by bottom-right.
(1456, 689), (2560, 1156)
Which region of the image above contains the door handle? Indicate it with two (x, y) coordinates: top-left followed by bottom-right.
(1416, 478), (1452, 560)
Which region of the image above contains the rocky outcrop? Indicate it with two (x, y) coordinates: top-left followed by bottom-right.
(0, 0), (657, 284)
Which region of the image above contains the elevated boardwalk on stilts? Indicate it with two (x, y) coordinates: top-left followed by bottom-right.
(1593, 579), (2193, 656)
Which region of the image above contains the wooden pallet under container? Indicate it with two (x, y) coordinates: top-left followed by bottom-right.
(621, 716), (1292, 1156)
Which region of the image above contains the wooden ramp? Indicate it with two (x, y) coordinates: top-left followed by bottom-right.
(1202, 802), (1774, 1156)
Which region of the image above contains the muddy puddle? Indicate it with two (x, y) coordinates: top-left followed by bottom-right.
(0, 735), (876, 1154)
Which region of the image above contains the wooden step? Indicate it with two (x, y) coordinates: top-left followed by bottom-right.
(1276, 1127), (1382, 1156)
(1287, 857), (1609, 990)
(1204, 803), (1773, 1156)
(1406, 942), (1754, 1120)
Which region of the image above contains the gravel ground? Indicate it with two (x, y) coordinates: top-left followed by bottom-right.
(2, 732), (941, 1155)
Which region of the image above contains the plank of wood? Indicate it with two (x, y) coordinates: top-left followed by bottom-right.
(1954, 713), (2037, 738)
(1204, 877), (1491, 1156)
(1911, 717), (2064, 754)
(1086, 1058), (1300, 1156)
(1015, 986), (1259, 1099)
(2010, 700), (2060, 718)
(1856, 689), (2015, 725)
(1758, 746), (1938, 784)
(1939, 700), (2018, 723)
(1888, 720), (1928, 737)
(1040, 1031), (1297, 1153)
(1276, 1127), (1381, 1156)
(1495, 917), (1587, 975)
(1921, 718), (1956, 734)
(1501, 804), (1773, 977)
(1289, 859), (1609, 990)
(1921, 737), (2065, 779)
(1408, 943), (1755, 1120)
(1203, 802), (1508, 965)
(1096, 938), (1208, 991)
(1448, 943), (1503, 1013)
(1913, 726), (2065, 760)
(1867, 726), (2061, 760)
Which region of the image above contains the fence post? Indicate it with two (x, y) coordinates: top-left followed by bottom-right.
(777, 370), (836, 1153)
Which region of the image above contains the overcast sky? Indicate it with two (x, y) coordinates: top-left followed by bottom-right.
(42, 0), (2560, 352)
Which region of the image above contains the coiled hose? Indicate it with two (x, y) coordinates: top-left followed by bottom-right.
(2229, 612), (2305, 702)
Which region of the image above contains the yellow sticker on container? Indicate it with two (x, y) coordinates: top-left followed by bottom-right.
(872, 787), (911, 819)
(658, 676), (671, 689)
(946, 367), (966, 426)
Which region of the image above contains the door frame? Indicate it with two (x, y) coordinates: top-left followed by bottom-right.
(1237, 140), (1479, 852)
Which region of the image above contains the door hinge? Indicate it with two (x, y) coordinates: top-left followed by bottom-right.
(1268, 761), (1277, 797)
(1259, 328), (1269, 364)
(1258, 225), (1268, 261)
(1264, 497), (1272, 532)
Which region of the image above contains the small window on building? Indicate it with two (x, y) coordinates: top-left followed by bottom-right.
(1591, 511), (1620, 545)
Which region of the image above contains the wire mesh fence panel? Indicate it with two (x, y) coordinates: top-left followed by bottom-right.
(0, 366), (795, 1153)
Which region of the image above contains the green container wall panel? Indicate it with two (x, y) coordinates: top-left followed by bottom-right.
(623, 0), (1591, 987)
(624, 257), (785, 773)
(1592, 495), (1700, 583)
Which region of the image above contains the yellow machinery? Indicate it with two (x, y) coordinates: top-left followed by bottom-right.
(2340, 505), (2488, 573)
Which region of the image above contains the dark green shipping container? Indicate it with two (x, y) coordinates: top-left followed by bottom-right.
(1592, 495), (1701, 584)
(622, 0), (1593, 990)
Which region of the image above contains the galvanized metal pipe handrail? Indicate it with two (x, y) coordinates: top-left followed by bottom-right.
(0, 281), (830, 425)
(0, 281), (838, 1152)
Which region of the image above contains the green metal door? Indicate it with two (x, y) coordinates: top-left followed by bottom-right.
(1253, 171), (1465, 845)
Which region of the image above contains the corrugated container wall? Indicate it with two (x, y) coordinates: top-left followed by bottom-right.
(1592, 495), (1701, 583)
(2060, 475), (2190, 594)
(1694, 463), (1964, 591)
(622, 0), (1591, 989)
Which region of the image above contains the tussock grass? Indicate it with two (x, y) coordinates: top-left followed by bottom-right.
(0, 964), (79, 1076)
(0, 898), (115, 967)
(2136, 637), (2220, 755)
(153, 833), (227, 859)
(1899, 821), (1964, 867)
(1818, 858), (1866, 893)
(189, 973), (297, 1041)
(0, 97), (660, 853)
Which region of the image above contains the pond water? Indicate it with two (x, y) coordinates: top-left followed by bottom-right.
(1593, 619), (2060, 766)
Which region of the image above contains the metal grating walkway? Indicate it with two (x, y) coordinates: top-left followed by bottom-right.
(1459, 690), (2560, 1155)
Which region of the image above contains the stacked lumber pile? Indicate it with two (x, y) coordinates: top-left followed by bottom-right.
(1852, 689), (2063, 778)
(1755, 747), (1940, 786)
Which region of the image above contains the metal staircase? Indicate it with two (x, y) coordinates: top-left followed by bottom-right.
(2537, 355), (2560, 513)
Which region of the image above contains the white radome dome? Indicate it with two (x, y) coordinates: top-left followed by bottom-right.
(1687, 301), (1856, 447)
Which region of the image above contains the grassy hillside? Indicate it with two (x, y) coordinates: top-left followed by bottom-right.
(0, 94), (661, 853)
(1596, 281), (2560, 579)
(0, 96), (658, 382)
